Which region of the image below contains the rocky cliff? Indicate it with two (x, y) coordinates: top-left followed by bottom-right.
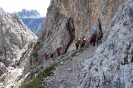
(78, 1), (133, 88)
(37, 0), (133, 88)
(22, 17), (44, 35)
(39, 0), (126, 58)
(6, 0), (133, 88)
(0, 8), (37, 87)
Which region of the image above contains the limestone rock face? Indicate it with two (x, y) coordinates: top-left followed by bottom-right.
(22, 0), (133, 88)
(39, 0), (126, 55)
(78, 1), (133, 88)
(0, 7), (37, 87)
(49, 0), (125, 36)
(39, 5), (75, 55)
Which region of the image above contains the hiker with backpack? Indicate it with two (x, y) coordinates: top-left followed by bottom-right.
(90, 30), (97, 46)
(56, 47), (61, 56)
(44, 53), (49, 60)
(75, 38), (81, 50)
(80, 36), (86, 48)
(90, 33), (97, 46)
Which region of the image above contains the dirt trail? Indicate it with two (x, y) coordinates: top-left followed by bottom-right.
(44, 45), (97, 88)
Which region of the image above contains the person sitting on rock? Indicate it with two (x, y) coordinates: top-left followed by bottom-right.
(75, 38), (81, 50)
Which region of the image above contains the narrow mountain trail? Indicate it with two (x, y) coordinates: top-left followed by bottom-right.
(44, 45), (97, 88)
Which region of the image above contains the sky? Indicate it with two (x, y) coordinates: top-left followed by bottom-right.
(0, 0), (50, 16)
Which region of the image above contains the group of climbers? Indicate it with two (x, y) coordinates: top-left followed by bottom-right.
(75, 38), (81, 50)
(44, 29), (98, 60)
(44, 47), (61, 60)
(29, 29), (99, 66)
(75, 36), (87, 50)
(75, 29), (98, 49)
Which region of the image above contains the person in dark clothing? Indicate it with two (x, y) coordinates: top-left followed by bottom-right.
(75, 38), (80, 50)
(50, 52), (54, 58)
(90, 33), (97, 46)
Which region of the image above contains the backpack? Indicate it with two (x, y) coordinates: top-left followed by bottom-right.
(91, 34), (96, 39)
(81, 39), (86, 44)
(44, 53), (48, 57)
(76, 40), (80, 44)
(56, 48), (60, 53)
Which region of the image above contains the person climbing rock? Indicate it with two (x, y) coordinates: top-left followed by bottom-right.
(80, 36), (86, 48)
(44, 53), (48, 60)
(90, 33), (97, 46)
(56, 47), (61, 56)
(75, 38), (81, 50)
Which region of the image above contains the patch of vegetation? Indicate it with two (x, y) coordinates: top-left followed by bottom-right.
(63, 45), (89, 61)
(13, 74), (29, 88)
(13, 78), (25, 88)
(61, 56), (71, 62)
(35, 45), (43, 53)
(71, 44), (89, 57)
(33, 44), (43, 57)
(25, 71), (36, 82)
(71, 50), (79, 57)
(17, 44), (89, 88)
(19, 62), (59, 88)
(33, 52), (38, 57)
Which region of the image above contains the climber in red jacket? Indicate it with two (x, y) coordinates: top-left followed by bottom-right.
(44, 53), (49, 60)
(56, 47), (61, 56)
(81, 36), (86, 48)
(90, 33), (97, 46)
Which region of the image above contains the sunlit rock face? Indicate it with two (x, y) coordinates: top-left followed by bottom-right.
(37, 0), (133, 88)
(0, 8), (37, 77)
(6, 0), (133, 88)
(78, 0), (133, 88)
(48, 0), (125, 37)
(38, 0), (126, 56)
(39, 6), (75, 55)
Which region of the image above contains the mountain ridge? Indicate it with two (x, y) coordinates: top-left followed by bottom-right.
(10, 9), (45, 35)
(13, 9), (42, 18)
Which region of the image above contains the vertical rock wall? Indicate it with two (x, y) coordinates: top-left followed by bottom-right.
(49, 0), (125, 35)
(39, 0), (126, 55)
(0, 8), (37, 87)
(78, 0), (133, 88)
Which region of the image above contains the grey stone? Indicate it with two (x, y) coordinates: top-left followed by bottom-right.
(78, 1), (133, 88)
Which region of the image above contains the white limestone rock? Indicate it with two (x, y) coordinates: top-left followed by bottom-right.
(0, 7), (37, 87)
(78, 0), (133, 88)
